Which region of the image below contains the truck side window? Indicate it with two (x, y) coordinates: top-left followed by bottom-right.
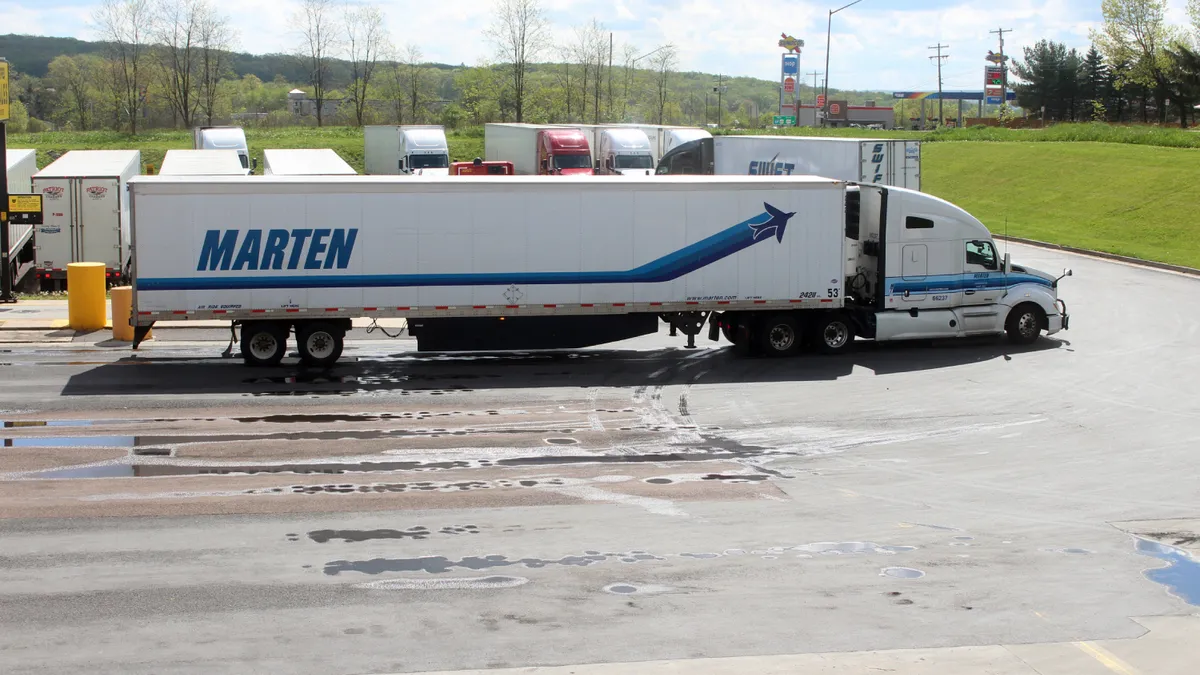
(905, 216), (934, 229)
(965, 240), (998, 270)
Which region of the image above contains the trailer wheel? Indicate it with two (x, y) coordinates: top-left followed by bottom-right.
(812, 314), (855, 354)
(1006, 304), (1044, 345)
(297, 322), (345, 367)
(240, 322), (288, 367)
(758, 314), (801, 357)
(721, 324), (736, 343)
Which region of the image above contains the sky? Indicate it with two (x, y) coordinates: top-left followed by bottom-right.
(2, 0), (1197, 92)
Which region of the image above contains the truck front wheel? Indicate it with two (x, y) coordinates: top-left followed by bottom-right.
(240, 322), (288, 367)
(1006, 304), (1044, 345)
(297, 322), (345, 367)
(758, 314), (801, 357)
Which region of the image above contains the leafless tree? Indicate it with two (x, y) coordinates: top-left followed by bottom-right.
(650, 44), (677, 125)
(401, 44), (426, 124)
(293, 0), (339, 126)
(553, 44), (574, 121)
(571, 20), (606, 123)
(197, 4), (235, 125)
(92, 0), (153, 133)
(620, 43), (638, 120)
(344, 3), (387, 126)
(153, 0), (207, 128)
(485, 0), (549, 123)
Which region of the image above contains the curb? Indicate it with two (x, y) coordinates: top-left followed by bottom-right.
(995, 235), (1200, 277)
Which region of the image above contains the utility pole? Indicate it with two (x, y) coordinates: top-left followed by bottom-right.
(928, 44), (949, 126)
(990, 27), (1011, 109)
(608, 33), (613, 122)
(808, 70), (823, 123)
(0, 57), (13, 304)
(713, 74), (726, 127)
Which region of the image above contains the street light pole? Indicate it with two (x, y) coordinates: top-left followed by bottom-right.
(822, 0), (864, 127)
(624, 45), (670, 121)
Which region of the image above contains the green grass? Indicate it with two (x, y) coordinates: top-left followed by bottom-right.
(11, 124), (1200, 269)
(923, 142), (1200, 268)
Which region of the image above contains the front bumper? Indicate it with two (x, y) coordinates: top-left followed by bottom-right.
(1048, 299), (1069, 335)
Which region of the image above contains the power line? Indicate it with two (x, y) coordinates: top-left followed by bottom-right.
(928, 43), (949, 125)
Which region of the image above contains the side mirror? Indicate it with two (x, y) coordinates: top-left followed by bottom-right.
(251, 157), (258, 173)
(1002, 252), (1012, 274)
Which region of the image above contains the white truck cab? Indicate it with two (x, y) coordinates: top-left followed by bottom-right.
(597, 128), (655, 175)
(851, 185), (1070, 344)
(192, 127), (252, 174)
(364, 126), (450, 175)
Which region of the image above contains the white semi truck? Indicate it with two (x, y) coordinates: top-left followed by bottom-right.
(263, 149), (356, 175)
(615, 125), (712, 164)
(6, 149), (39, 288)
(364, 126), (450, 175)
(572, 126), (656, 175)
(32, 150), (141, 286)
(193, 127), (252, 173)
(658, 135), (921, 190)
(127, 175), (1070, 366)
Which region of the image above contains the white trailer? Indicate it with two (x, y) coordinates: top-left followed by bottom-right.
(658, 135), (921, 190)
(32, 150), (141, 284)
(6, 149), (38, 270)
(159, 150), (248, 176)
(263, 149), (356, 176)
(129, 175), (1069, 366)
(364, 126), (450, 175)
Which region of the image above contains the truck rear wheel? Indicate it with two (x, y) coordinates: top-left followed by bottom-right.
(757, 314), (801, 357)
(297, 322), (345, 367)
(812, 314), (855, 354)
(240, 322), (288, 367)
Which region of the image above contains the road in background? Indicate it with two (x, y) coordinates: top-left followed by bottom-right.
(1, 244), (1199, 674)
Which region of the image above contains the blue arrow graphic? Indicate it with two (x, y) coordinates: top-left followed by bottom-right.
(139, 203), (795, 291)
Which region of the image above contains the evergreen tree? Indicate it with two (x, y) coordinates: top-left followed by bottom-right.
(1082, 46), (1109, 118)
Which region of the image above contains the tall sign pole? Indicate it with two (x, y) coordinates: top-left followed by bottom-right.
(989, 28), (1012, 112)
(778, 33), (804, 127)
(0, 58), (14, 304)
(928, 44), (949, 126)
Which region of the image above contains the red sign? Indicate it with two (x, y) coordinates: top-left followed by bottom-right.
(829, 102), (842, 115)
(817, 94), (826, 108)
(85, 186), (108, 199)
(42, 186), (64, 200)
(783, 77), (795, 94)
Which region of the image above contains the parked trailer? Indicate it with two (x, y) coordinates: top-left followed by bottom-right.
(364, 126), (450, 175)
(32, 150), (141, 286)
(484, 123), (593, 176)
(6, 149), (39, 288)
(657, 136), (921, 190)
(128, 174), (1069, 366)
(263, 149), (356, 175)
(159, 150), (249, 176)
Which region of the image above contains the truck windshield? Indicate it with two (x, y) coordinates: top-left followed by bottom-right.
(410, 154), (449, 169)
(553, 154), (592, 170)
(615, 155), (654, 170)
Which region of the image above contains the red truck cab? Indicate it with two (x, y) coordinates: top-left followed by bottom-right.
(538, 129), (593, 175)
(450, 159), (515, 175)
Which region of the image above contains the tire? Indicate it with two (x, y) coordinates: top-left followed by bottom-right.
(1006, 304), (1043, 345)
(757, 314), (802, 357)
(721, 323), (736, 344)
(812, 314), (855, 354)
(240, 322), (288, 367)
(296, 322), (345, 367)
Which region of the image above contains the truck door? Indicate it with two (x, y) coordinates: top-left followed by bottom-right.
(900, 244), (927, 302)
(34, 178), (74, 273)
(79, 177), (121, 270)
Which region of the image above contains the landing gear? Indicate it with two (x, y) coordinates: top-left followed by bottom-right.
(663, 311), (707, 349)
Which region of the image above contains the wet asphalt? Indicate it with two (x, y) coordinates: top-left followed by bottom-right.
(1, 243), (1199, 675)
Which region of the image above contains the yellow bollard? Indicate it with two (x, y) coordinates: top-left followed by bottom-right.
(67, 263), (108, 332)
(111, 286), (135, 341)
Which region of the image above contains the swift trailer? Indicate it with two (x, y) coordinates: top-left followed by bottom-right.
(32, 150), (141, 287)
(485, 124), (593, 176)
(128, 175), (1071, 367)
(364, 126), (450, 176)
(263, 149), (356, 176)
(658, 136), (922, 190)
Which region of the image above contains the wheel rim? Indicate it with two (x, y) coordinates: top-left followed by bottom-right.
(768, 324), (795, 351)
(249, 332), (279, 360)
(305, 331), (336, 359)
(1018, 312), (1039, 338)
(823, 322), (849, 349)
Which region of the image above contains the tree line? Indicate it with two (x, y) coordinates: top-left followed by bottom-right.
(1012, 0), (1200, 126)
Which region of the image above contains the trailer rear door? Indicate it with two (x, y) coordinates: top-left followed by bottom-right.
(79, 178), (122, 269)
(34, 178), (74, 272)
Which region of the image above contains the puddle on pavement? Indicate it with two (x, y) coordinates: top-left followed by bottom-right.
(2, 436), (136, 448)
(354, 575), (528, 590)
(1135, 537), (1200, 606)
(2, 420), (97, 428)
(881, 567), (926, 579)
(602, 583), (673, 595)
(308, 525), (479, 543)
(326, 540), (919, 576)
(25, 463), (135, 479)
(545, 438), (578, 445)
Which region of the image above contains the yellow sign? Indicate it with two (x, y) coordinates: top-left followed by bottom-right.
(0, 60), (8, 121)
(9, 194), (41, 212)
